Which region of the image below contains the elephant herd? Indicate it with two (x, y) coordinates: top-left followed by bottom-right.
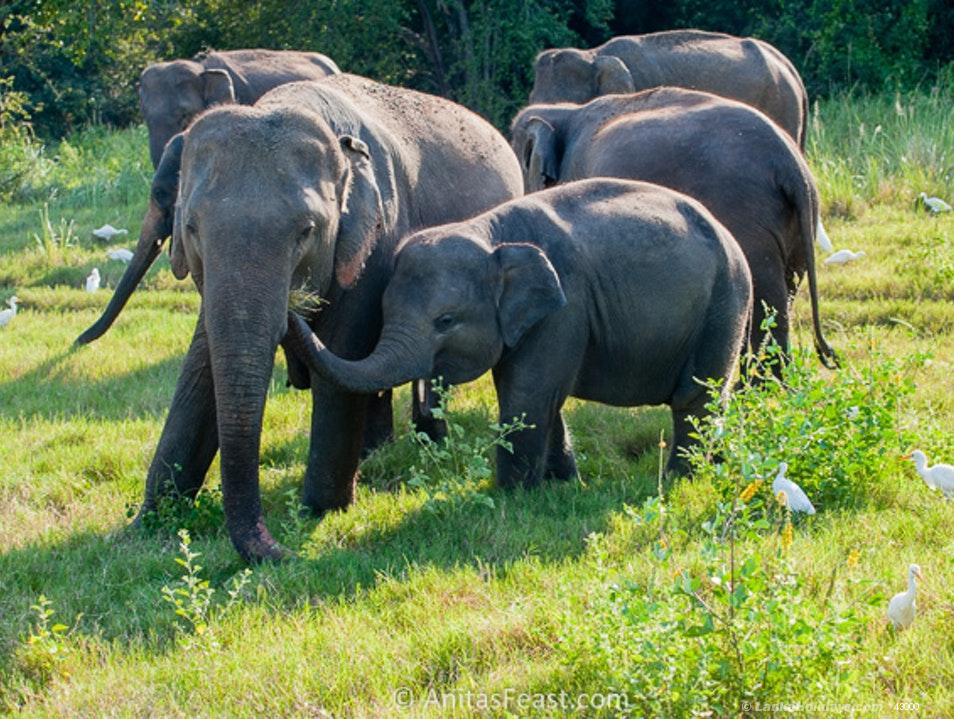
(78, 31), (837, 563)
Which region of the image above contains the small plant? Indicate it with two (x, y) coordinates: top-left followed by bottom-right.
(161, 529), (252, 651)
(14, 595), (79, 683)
(31, 202), (77, 258)
(130, 485), (226, 537)
(280, 486), (313, 551)
(406, 380), (531, 513)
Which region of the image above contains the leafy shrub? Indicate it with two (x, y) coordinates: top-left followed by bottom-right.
(161, 529), (252, 651)
(683, 333), (925, 513)
(14, 595), (79, 684)
(0, 76), (44, 201)
(129, 486), (226, 537)
(406, 380), (531, 513)
(581, 495), (866, 716)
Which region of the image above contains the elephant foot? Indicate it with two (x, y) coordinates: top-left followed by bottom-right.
(665, 450), (691, 477)
(413, 415), (448, 443)
(229, 521), (292, 564)
(360, 425), (393, 458)
(302, 477), (356, 517)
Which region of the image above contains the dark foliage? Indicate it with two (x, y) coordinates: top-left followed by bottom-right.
(1, 0), (951, 139)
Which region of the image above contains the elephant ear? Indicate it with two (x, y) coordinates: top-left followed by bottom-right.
(520, 116), (560, 193)
(149, 133), (188, 279)
(335, 135), (384, 289)
(200, 69), (235, 106)
(594, 55), (635, 95)
(493, 243), (566, 348)
(170, 205), (190, 281)
(154, 132), (184, 225)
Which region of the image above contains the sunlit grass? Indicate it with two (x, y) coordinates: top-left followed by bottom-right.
(0, 96), (952, 715)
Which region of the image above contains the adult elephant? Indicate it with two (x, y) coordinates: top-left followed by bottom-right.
(511, 88), (837, 369)
(75, 50), (340, 343)
(529, 30), (808, 149)
(140, 49), (340, 167)
(135, 75), (523, 563)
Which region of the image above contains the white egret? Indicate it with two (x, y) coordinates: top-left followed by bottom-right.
(0, 296), (19, 329)
(92, 224), (129, 241)
(85, 268), (101, 293)
(107, 248), (135, 263)
(816, 220), (834, 253)
(906, 450), (954, 499)
(887, 563), (922, 629)
(772, 462), (816, 514)
(918, 192), (952, 214)
(824, 249), (865, 265)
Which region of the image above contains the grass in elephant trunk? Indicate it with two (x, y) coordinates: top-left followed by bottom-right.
(0, 94), (953, 715)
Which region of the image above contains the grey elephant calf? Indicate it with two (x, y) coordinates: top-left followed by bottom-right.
(530, 29), (807, 148)
(141, 49), (340, 167)
(511, 88), (837, 369)
(286, 179), (752, 483)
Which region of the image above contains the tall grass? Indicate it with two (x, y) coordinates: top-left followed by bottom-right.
(809, 71), (954, 217)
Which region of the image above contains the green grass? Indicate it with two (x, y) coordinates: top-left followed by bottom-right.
(1, 91), (953, 716)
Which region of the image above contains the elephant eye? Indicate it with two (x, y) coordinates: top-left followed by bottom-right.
(297, 222), (315, 243)
(434, 313), (455, 332)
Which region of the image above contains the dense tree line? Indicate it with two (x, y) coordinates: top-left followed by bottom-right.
(2, 0), (952, 139)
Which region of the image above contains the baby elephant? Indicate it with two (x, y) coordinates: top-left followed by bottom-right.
(287, 179), (752, 482)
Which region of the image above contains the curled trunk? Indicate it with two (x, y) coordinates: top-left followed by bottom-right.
(285, 311), (428, 394)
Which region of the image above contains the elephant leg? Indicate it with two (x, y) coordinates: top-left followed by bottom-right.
(361, 389), (393, 456)
(496, 412), (552, 489)
(751, 264), (791, 364)
(668, 392), (709, 476)
(544, 410), (577, 481)
(302, 381), (367, 514)
(139, 314), (218, 516)
(411, 379), (448, 442)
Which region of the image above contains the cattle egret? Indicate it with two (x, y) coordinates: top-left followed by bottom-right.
(918, 192), (952, 214)
(824, 249), (865, 265)
(816, 220), (834, 253)
(92, 224), (129, 241)
(107, 248), (135, 263)
(85, 268), (101, 293)
(887, 563), (922, 629)
(772, 462), (816, 514)
(0, 296), (18, 329)
(906, 450), (954, 499)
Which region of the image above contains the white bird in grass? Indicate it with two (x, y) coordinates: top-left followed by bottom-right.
(816, 220), (834, 253)
(0, 296), (19, 329)
(107, 248), (135, 263)
(85, 268), (101, 293)
(91, 224), (129, 242)
(824, 249), (866, 266)
(906, 450), (954, 499)
(772, 462), (816, 514)
(887, 563), (923, 630)
(918, 192), (952, 215)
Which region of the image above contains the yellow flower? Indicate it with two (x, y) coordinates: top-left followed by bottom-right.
(846, 549), (860, 568)
(776, 490), (789, 507)
(739, 479), (764, 503)
(781, 521), (793, 551)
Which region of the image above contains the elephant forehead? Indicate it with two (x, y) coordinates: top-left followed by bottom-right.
(396, 236), (488, 283)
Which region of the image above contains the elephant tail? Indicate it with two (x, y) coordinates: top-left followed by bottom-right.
(785, 160), (839, 369)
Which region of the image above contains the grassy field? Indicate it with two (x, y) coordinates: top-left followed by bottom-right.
(1, 88), (953, 717)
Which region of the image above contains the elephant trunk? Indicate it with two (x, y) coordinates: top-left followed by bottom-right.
(204, 272), (289, 563)
(286, 311), (429, 395)
(74, 203), (167, 345)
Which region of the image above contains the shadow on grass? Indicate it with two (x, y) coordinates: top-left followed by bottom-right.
(0, 403), (671, 668)
(0, 348), (297, 422)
